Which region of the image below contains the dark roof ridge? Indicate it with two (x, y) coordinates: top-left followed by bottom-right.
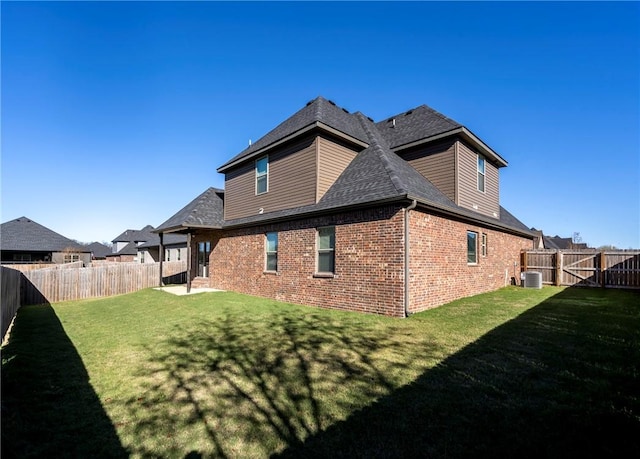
(218, 97), (367, 172)
(355, 112), (407, 195)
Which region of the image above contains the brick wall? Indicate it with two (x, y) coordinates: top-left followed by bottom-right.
(209, 205), (407, 317)
(408, 210), (533, 313)
(198, 205), (532, 317)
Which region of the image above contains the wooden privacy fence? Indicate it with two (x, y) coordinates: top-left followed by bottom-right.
(521, 250), (640, 289)
(2, 267), (22, 341)
(3, 261), (84, 273)
(22, 261), (187, 304)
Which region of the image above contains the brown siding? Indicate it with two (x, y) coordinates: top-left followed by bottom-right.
(398, 139), (456, 202)
(224, 136), (318, 220)
(316, 135), (359, 201)
(456, 139), (500, 218)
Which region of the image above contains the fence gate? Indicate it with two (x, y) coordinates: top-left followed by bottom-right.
(561, 251), (599, 287)
(522, 250), (640, 289)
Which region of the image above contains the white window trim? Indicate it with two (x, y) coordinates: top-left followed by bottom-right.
(256, 155), (269, 195)
(467, 231), (478, 265)
(265, 232), (278, 273)
(316, 226), (336, 275)
(477, 155), (486, 193)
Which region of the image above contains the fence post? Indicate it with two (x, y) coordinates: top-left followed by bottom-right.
(600, 251), (606, 288)
(522, 251), (528, 273)
(555, 250), (563, 286)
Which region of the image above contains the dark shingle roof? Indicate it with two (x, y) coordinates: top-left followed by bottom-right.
(86, 242), (112, 258)
(112, 225), (156, 243)
(217, 96), (368, 172)
(376, 104), (462, 149)
(0, 217), (88, 252)
(155, 187), (225, 233)
(221, 110), (533, 237)
(137, 233), (187, 249)
(108, 241), (138, 256)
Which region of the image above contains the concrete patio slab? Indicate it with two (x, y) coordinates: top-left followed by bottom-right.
(154, 286), (225, 296)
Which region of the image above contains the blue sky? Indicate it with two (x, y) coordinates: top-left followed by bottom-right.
(2, 1), (639, 248)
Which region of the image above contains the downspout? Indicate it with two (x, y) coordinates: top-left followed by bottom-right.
(404, 199), (417, 318)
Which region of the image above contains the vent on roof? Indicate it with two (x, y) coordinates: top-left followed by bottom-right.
(367, 116), (373, 122)
(342, 108), (349, 113)
(405, 110), (413, 116)
(306, 100), (314, 106)
(328, 100), (336, 106)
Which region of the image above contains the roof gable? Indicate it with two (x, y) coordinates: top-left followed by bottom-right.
(155, 187), (225, 233)
(0, 216), (87, 252)
(217, 96), (368, 172)
(376, 104), (462, 149)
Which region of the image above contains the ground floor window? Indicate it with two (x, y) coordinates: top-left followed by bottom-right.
(467, 231), (478, 264)
(317, 226), (336, 274)
(265, 232), (278, 272)
(198, 241), (211, 277)
(64, 253), (79, 263)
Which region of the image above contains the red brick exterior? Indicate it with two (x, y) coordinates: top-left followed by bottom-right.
(193, 205), (533, 317)
(408, 210), (533, 313)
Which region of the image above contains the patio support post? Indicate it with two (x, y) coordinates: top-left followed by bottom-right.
(159, 232), (164, 286)
(187, 232), (192, 293)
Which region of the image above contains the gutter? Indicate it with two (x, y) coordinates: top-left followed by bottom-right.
(404, 199), (417, 318)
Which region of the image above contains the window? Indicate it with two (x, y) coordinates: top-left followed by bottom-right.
(467, 231), (478, 264)
(166, 249), (171, 262)
(256, 156), (268, 194)
(198, 241), (211, 277)
(63, 253), (79, 263)
(317, 226), (335, 274)
(177, 249), (181, 261)
(477, 155), (485, 192)
(481, 233), (487, 257)
(265, 232), (278, 272)
(140, 251), (145, 264)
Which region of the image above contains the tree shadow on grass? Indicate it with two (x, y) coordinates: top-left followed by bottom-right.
(1, 304), (128, 458)
(121, 308), (443, 457)
(120, 288), (639, 457)
(276, 288), (640, 458)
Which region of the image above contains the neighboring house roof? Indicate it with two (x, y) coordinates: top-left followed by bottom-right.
(0, 216), (88, 252)
(137, 233), (187, 249)
(112, 225), (156, 243)
(106, 241), (138, 256)
(86, 242), (112, 258)
(155, 187), (225, 234)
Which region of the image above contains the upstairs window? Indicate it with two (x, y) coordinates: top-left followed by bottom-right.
(317, 226), (335, 274)
(477, 156), (485, 193)
(467, 231), (478, 264)
(265, 232), (278, 272)
(256, 156), (268, 195)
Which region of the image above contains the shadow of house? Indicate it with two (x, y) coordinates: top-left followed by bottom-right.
(1, 290), (127, 457)
(272, 288), (640, 458)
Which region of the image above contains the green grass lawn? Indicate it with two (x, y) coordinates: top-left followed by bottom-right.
(2, 286), (639, 458)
